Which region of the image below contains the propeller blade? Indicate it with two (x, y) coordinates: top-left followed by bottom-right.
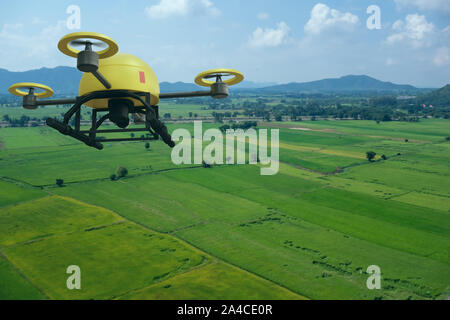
(204, 73), (232, 79)
(70, 40), (107, 48)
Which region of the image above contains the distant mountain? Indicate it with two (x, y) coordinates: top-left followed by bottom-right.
(0, 67), (430, 96)
(159, 80), (279, 91)
(0, 67), (204, 95)
(0, 66), (275, 94)
(0, 67), (81, 95)
(234, 80), (278, 89)
(159, 81), (202, 92)
(258, 75), (422, 93)
(418, 84), (450, 107)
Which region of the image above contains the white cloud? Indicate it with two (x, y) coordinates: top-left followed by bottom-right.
(0, 20), (69, 71)
(394, 0), (450, 14)
(249, 22), (290, 48)
(304, 3), (359, 35)
(145, 0), (220, 19)
(387, 14), (435, 48)
(257, 12), (269, 20)
(433, 46), (449, 66)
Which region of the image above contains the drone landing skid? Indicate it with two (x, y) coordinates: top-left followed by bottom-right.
(46, 90), (174, 150)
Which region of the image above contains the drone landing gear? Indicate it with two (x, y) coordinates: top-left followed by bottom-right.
(46, 90), (175, 150)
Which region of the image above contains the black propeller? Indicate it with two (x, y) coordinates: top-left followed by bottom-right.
(204, 73), (232, 79)
(69, 40), (107, 49)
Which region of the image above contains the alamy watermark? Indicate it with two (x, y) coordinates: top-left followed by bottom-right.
(66, 265), (81, 290)
(66, 5), (81, 30)
(366, 265), (382, 290)
(171, 121), (279, 175)
(366, 5), (381, 30)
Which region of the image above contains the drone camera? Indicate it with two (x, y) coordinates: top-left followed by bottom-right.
(108, 99), (132, 129)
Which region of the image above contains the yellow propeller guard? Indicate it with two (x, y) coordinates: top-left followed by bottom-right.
(195, 68), (244, 87)
(58, 32), (119, 59)
(8, 82), (54, 98)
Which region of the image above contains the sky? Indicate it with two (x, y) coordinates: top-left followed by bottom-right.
(0, 0), (449, 87)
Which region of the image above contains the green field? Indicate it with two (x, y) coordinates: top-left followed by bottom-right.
(0, 117), (449, 300)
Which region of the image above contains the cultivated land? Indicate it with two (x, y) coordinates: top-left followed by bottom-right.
(0, 106), (449, 299)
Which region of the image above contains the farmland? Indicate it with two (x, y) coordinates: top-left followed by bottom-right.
(0, 108), (449, 299)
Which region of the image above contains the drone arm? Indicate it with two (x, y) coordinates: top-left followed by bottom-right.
(21, 96), (77, 109)
(159, 90), (212, 99)
(159, 82), (229, 100)
(35, 98), (78, 106)
(91, 70), (111, 89)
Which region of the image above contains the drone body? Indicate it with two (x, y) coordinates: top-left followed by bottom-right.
(79, 53), (160, 108)
(8, 32), (244, 150)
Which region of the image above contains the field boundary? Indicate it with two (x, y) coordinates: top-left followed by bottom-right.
(0, 250), (49, 299)
(53, 193), (308, 300)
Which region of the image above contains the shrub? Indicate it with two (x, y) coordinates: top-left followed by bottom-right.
(381, 155), (387, 160)
(110, 174), (117, 181)
(56, 179), (64, 187)
(366, 151), (376, 162)
(202, 161), (211, 168)
(219, 124), (230, 133)
(116, 167), (128, 178)
(145, 142), (150, 150)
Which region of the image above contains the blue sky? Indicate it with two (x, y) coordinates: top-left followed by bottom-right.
(0, 0), (449, 87)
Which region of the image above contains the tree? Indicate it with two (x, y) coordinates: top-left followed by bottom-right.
(202, 161), (211, 168)
(145, 142), (150, 150)
(446, 136), (450, 141)
(116, 167), (128, 178)
(405, 139), (409, 143)
(219, 124), (230, 133)
(366, 151), (376, 162)
(56, 179), (64, 187)
(381, 154), (387, 160)
(110, 174), (117, 181)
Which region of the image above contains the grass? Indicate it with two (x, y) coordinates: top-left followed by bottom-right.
(1, 116), (449, 300)
(0, 255), (44, 300)
(0, 195), (123, 246)
(52, 171), (273, 233)
(120, 262), (305, 300)
(175, 217), (449, 300)
(0, 139), (180, 186)
(392, 192), (450, 212)
(3, 222), (208, 299)
(0, 180), (45, 207)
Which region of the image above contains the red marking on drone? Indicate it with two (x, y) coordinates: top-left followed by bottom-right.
(139, 71), (146, 84)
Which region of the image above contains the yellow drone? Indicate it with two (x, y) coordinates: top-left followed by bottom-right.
(8, 32), (244, 149)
